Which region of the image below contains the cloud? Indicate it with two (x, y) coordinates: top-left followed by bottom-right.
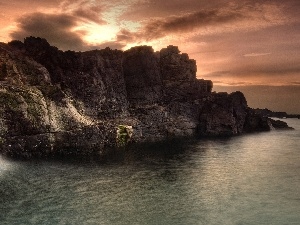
(116, 2), (290, 44)
(121, 8), (245, 42)
(201, 60), (300, 86)
(244, 53), (271, 57)
(73, 7), (105, 24)
(207, 79), (251, 86)
(116, 29), (136, 42)
(9, 0), (108, 51)
(202, 71), (232, 78)
(259, 67), (300, 76)
(290, 82), (300, 85)
(60, 0), (106, 24)
(9, 11), (126, 51)
(211, 66), (300, 78)
(6, 0), (298, 54)
(224, 81), (249, 86)
(120, 0), (228, 21)
(140, 9), (243, 40)
(10, 12), (87, 50)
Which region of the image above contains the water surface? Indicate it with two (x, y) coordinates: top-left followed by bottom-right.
(1, 119), (300, 225)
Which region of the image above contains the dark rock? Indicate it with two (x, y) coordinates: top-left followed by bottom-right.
(123, 46), (162, 106)
(18, 37), (128, 119)
(243, 109), (273, 132)
(253, 108), (300, 119)
(198, 91), (247, 136)
(0, 37), (286, 158)
(253, 108), (288, 118)
(269, 118), (294, 130)
(159, 45), (212, 102)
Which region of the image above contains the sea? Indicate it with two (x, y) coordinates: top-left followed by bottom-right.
(0, 118), (300, 225)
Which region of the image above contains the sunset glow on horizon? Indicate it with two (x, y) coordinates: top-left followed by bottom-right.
(0, 0), (299, 112)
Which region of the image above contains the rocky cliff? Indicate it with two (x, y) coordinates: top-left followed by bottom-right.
(253, 108), (300, 119)
(0, 37), (289, 158)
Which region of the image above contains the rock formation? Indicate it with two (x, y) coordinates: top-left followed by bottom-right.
(0, 37), (291, 158)
(253, 108), (300, 119)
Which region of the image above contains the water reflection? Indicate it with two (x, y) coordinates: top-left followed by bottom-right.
(0, 119), (299, 224)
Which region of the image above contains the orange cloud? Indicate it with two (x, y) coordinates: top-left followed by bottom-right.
(3, 0), (300, 89)
(116, 2), (289, 45)
(10, 13), (86, 50)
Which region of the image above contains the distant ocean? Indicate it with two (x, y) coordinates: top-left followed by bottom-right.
(1, 119), (300, 225)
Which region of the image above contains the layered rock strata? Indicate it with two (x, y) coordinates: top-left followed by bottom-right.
(0, 37), (289, 158)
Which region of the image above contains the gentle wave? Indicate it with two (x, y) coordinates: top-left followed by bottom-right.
(0, 119), (300, 225)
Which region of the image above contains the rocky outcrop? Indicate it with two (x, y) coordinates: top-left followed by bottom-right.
(243, 109), (274, 132)
(160, 45), (213, 102)
(198, 92), (248, 136)
(19, 38), (128, 119)
(123, 46), (162, 106)
(0, 37), (288, 158)
(269, 119), (294, 130)
(253, 108), (300, 119)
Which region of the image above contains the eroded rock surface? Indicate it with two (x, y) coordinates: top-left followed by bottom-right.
(0, 37), (288, 158)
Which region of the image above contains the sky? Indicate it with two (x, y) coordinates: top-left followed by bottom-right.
(0, 0), (299, 113)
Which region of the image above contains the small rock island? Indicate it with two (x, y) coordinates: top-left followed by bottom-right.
(0, 37), (291, 158)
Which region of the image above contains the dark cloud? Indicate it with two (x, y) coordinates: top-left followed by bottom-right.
(121, 0), (299, 25)
(116, 29), (136, 44)
(10, 11), (125, 51)
(120, 0), (228, 21)
(116, 1), (290, 44)
(73, 7), (105, 24)
(141, 9), (244, 40)
(122, 9), (245, 42)
(59, 0), (96, 10)
(62, 0), (106, 24)
(10, 13), (86, 51)
(8, 0), (108, 51)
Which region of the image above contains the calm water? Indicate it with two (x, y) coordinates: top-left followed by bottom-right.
(1, 119), (300, 225)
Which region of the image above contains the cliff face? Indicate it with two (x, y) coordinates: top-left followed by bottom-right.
(0, 37), (281, 157)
